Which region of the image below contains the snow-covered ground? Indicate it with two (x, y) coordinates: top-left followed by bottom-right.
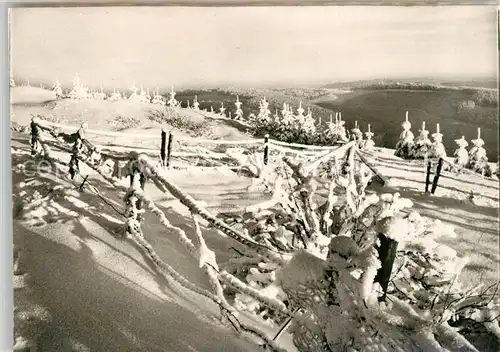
(11, 97), (499, 351)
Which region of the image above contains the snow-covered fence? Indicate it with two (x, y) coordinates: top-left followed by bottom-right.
(31, 118), (350, 174)
(28, 119), (298, 350)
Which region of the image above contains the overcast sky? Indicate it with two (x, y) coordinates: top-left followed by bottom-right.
(10, 6), (498, 88)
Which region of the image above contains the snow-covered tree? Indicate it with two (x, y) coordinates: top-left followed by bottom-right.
(280, 103), (295, 126)
(109, 88), (122, 101)
(453, 136), (469, 169)
(255, 97), (271, 126)
(135, 85), (149, 103)
(466, 128), (492, 177)
(234, 96), (244, 120)
(301, 107), (317, 136)
(193, 95), (200, 110)
(219, 102), (226, 116)
(52, 78), (63, 98)
(350, 121), (363, 147)
(337, 112), (348, 142)
(94, 85), (107, 100)
(413, 121), (432, 159)
(167, 85), (179, 107)
(128, 82), (139, 101)
(394, 111), (414, 159)
(67, 74), (90, 100)
(430, 123), (447, 159)
(362, 124), (375, 152)
(151, 88), (165, 105)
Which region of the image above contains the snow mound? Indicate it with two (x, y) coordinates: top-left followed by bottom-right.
(11, 86), (57, 105)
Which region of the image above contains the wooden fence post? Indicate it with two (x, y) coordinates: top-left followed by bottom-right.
(30, 117), (43, 156)
(431, 158), (443, 195)
(425, 161), (432, 193)
(263, 134), (269, 165)
(79, 175), (89, 191)
(160, 129), (167, 167)
(69, 132), (83, 180)
(166, 132), (173, 168)
(374, 233), (399, 302)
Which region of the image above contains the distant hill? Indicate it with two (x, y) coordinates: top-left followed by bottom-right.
(323, 78), (498, 90)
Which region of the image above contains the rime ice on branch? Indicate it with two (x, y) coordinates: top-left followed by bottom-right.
(413, 121), (432, 159)
(430, 123), (447, 159)
(466, 127), (492, 177)
(453, 136), (469, 169)
(394, 111), (414, 159)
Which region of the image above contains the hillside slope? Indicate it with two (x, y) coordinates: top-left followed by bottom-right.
(11, 97), (499, 352)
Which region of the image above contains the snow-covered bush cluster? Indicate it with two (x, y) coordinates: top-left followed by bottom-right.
(395, 113), (447, 160)
(49, 74), (169, 106)
(246, 97), (372, 149)
(147, 107), (214, 138)
(221, 146), (377, 321)
(108, 114), (142, 131)
(220, 146), (499, 351)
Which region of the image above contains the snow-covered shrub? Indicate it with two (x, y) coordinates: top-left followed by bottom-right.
(413, 121), (432, 159)
(108, 114), (141, 131)
(219, 143), (498, 351)
(221, 147), (378, 322)
(147, 108), (214, 138)
(276, 196), (500, 352)
(394, 112), (414, 159)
